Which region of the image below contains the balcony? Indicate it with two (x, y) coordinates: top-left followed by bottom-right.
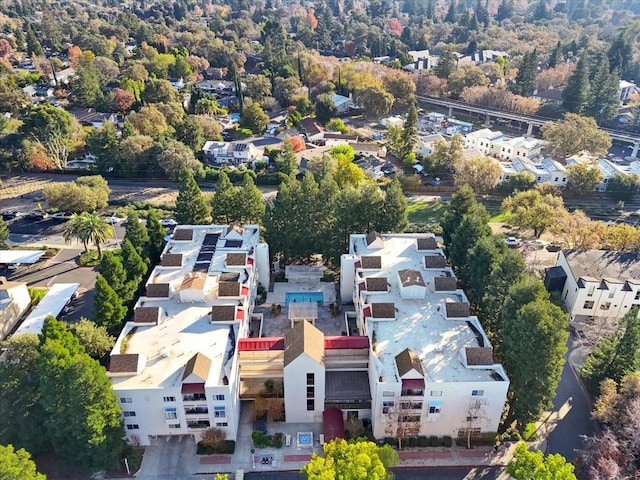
(184, 406), (209, 415)
(182, 393), (207, 402)
(186, 420), (210, 429)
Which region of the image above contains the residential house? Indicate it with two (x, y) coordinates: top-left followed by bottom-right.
(619, 80), (638, 103)
(108, 225), (270, 446)
(402, 50), (440, 72)
(463, 129), (506, 156)
(0, 278), (31, 340)
(340, 233), (509, 441)
(352, 143), (387, 158)
(416, 134), (445, 157)
(324, 133), (358, 147)
(49, 67), (75, 87)
(470, 50), (510, 63)
(202, 141), (263, 165)
(332, 94), (354, 114)
(299, 117), (325, 143)
(566, 155), (624, 192)
(69, 108), (118, 129)
(545, 249), (640, 322)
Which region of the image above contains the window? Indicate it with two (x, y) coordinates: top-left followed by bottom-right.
(401, 389), (424, 396)
(214, 406), (226, 418)
(382, 391), (395, 397)
(562, 177), (566, 182)
(428, 400), (442, 414)
(306, 373), (315, 385)
(608, 288), (616, 299)
(401, 402), (423, 410)
(214, 394), (225, 401)
(635, 291), (640, 300)
(588, 286), (595, 297)
(123, 411), (136, 417)
(471, 390), (484, 396)
(216, 422), (228, 427)
(401, 415), (421, 423)
(583, 301), (595, 309)
(601, 302), (611, 311)
(466, 416), (478, 422)
(164, 407), (178, 420)
(126, 424), (139, 430)
(382, 401), (394, 414)
(168, 424), (181, 429)
(537, 177), (541, 182)
(307, 386), (315, 397)
(307, 399), (315, 411)
(182, 393), (206, 402)
(120, 397), (132, 404)
(430, 390), (442, 397)
(163, 396), (176, 402)
(554, 177), (558, 182)
(187, 420), (210, 429)
(184, 406), (208, 415)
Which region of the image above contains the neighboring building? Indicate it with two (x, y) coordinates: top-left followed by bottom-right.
(619, 80), (638, 103)
(402, 50), (439, 72)
(464, 130), (543, 161)
(415, 133), (445, 157)
(532, 88), (563, 105)
(202, 141), (264, 165)
(299, 117), (325, 142)
(340, 233), (509, 441)
(324, 133), (358, 146)
(108, 225), (270, 446)
(546, 250), (640, 321)
(49, 67), (75, 87)
(497, 157), (567, 187)
(14, 283), (79, 336)
(69, 108), (118, 129)
(332, 94), (354, 114)
(0, 278), (31, 340)
(352, 143), (387, 158)
(470, 50), (510, 63)
(566, 156), (625, 192)
(463, 129), (506, 155)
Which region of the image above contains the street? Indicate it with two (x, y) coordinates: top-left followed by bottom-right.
(246, 467), (507, 480)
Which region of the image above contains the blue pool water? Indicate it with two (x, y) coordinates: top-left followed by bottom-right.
(230, 113), (241, 122)
(297, 432), (313, 447)
(285, 292), (324, 306)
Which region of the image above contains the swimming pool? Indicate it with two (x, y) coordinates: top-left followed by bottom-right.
(297, 431), (313, 448)
(230, 113), (241, 122)
(285, 292), (324, 306)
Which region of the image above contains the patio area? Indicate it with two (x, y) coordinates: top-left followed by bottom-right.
(266, 279), (337, 306)
(254, 304), (354, 337)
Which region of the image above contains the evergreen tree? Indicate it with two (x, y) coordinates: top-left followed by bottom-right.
(448, 205), (491, 276)
(513, 50), (538, 97)
(175, 168), (211, 225)
(25, 23), (43, 57)
(580, 308), (640, 395)
(379, 179), (408, 233)
(123, 211), (149, 259)
(441, 185), (477, 247)
(145, 210), (166, 263)
(496, 0), (514, 21)
(237, 175), (265, 224)
(433, 50), (458, 80)
(444, 0), (457, 23)
(399, 101), (418, 160)
(607, 33), (632, 74)
(562, 54), (590, 114)
(211, 171), (238, 224)
(585, 56), (620, 125)
(533, 0), (550, 20)
(475, 0), (489, 25)
(93, 275), (127, 329)
(98, 252), (128, 301)
(121, 239), (148, 287)
(425, 0), (435, 19)
(548, 41), (562, 68)
(465, 236), (504, 304)
(275, 137), (298, 176)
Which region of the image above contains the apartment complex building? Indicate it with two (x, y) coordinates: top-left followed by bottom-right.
(107, 225), (270, 445)
(340, 233), (509, 440)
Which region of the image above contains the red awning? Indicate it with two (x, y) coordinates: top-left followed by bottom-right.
(181, 383), (205, 394)
(323, 408), (345, 442)
(241, 286), (250, 297)
(324, 336), (369, 349)
(238, 337), (285, 351)
(402, 378), (425, 390)
(362, 306), (372, 318)
(247, 257), (254, 265)
(236, 309), (245, 322)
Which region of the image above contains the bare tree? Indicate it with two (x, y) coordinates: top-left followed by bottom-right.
(384, 395), (421, 449)
(460, 398), (490, 449)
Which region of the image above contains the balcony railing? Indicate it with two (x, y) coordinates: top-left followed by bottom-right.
(184, 407), (209, 415)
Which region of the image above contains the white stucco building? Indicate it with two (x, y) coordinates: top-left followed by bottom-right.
(546, 249), (640, 322)
(340, 233), (509, 441)
(108, 225), (270, 446)
(0, 278), (31, 340)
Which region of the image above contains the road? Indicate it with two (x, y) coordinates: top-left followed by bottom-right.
(246, 467), (507, 479)
(544, 336), (596, 461)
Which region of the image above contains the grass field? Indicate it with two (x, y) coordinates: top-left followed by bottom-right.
(407, 200), (446, 224)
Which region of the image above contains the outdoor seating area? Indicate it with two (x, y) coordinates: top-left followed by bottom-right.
(254, 304), (353, 337)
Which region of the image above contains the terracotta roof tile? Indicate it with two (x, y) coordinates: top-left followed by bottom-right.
(371, 302), (395, 318)
(365, 277), (388, 292)
(180, 272), (207, 290)
(395, 348), (424, 377)
(218, 281), (241, 297)
(466, 347), (494, 365)
(161, 253), (183, 267)
(445, 301), (470, 317)
(173, 228), (194, 241)
(398, 269), (425, 287)
(434, 276), (457, 291)
(182, 352), (212, 382)
(109, 354), (140, 373)
(146, 283), (170, 298)
(361, 256), (382, 269)
(424, 255), (446, 268)
(226, 253), (247, 266)
(211, 305), (236, 322)
(417, 237), (438, 250)
(284, 320), (324, 367)
(134, 306), (160, 324)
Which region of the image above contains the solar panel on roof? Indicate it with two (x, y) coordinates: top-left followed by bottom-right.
(199, 245), (217, 253)
(225, 240), (242, 248)
(197, 252), (214, 262)
(203, 233), (220, 246)
(193, 262), (210, 272)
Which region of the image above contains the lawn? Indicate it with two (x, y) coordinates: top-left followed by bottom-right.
(407, 200), (446, 224)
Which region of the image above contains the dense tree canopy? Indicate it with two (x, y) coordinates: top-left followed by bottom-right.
(0, 444), (46, 480)
(507, 443), (577, 480)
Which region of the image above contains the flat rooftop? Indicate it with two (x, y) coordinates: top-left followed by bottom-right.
(351, 234), (506, 384)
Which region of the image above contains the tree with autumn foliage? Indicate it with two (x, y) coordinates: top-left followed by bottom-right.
(290, 136), (306, 153)
(112, 88), (134, 113)
(305, 9), (318, 30)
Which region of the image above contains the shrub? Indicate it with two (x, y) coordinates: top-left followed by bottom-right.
(382, 437), (398, 448)
(407, 437), (418, 447)
(255, 172), (288, 185)
(522, 422), (537, 441)
(442, 436), (453, 447)
(28, 287), (47, 306)
(429, 436), (439, 447)
(252, 430), (268, 448)
(201, 427), (226, 450)
(196, 440), (235, 455)
(418, 436), (428, 447)
(79, 250), (100, 266)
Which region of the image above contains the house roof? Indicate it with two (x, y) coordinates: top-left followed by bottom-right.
(284, 319), (324, 367)
(109, 354), (140, 374)
(146, 283), (170, 298)
(371, 302), (395, 318)
(365, 277), (388, 292)
(361, 255), (382, 269)
(324, 133), (358, 141)
(300, 117), (325, 137)
(466, 347), (494, 365)
(211, 305), (236, 322)
(416, 237), (438, 250)
(173, 229), (194, 241)
(398, 269), (425, 287)
(218, 281), (241, 297)
(395, 348), (424, 377)
(424, 255), (446, 268)
(445, 301), (470, 318)
(69, 108), (111, 124)
(563, 249), (640, 282)
(180, 272), (207, 291)
(226, 253), (247, 266)
(182, 352), (212, 382)
(161, 253), (183, 267)
(366, 231), (382, 246)
(332, 94), (352, 107)
(134, 306), (161, 324)
(434, 276), (458, 291)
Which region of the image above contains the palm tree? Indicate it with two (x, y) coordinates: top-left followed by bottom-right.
(63, 213), (89, 252)
(79, 212), (112, 259)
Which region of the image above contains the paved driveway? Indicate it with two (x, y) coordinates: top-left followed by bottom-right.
(135, 436), (198, 480)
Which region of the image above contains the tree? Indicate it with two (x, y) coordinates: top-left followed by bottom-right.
(501, 189), (565, 238)
(99, 252), (128, 301)
(127, 105), (169, 137)
(157, 140), (203, 180)
(211, 172), (238, 224)
(566, 162), (603, 195)
(580, 308), (640, 395)
(175, 117), (205, 152)
(607, 33), (632, 74)
(382, 71), (416, 106)
(607, 173), (640, 202)
(512, 50), (538, 97)
(175, 168), (211, 225)
(146, 210), (166, 263)
(69, 318), (116, 359)
(433, 50), (458, 80)
(87, 123), (120, 174)
(379, 179), (408, 233)
(20, 105), (78, 169)
(585, 56), (620, 125)
(237, 175), (266, 224)
(240, 102), (269, 134)
(63, 212), (112, 258)
(448, 205), (491, 274)
(398, 101), (418, 161)
(45, 176), (110, 213)
(454, 156), (502, 193)
(273, 76), (302, 107)
(542, 113), (611, 160)
(200, 428), (227, 450)
(245, 74), (272, 101)
(502, 172), (536, 193)
(549, 41), (562, 68)
(0, 445), (46, 480)
(122, 212), (148, 259)
(112, 88), (134, 113)
(301, 438), (398, 480)
(93, 274), (127, 328)
(275, 137), (298, 176)
(325, 118), (349, 134)
(549, 210), (605, 250)
(314, 93), (337, 124)
(441, 185), (477, 247)
(355, 86), (394, 119)
(448, 65), (489, 97)
(562, 55), (590, 114)
(465, 236), (506, 305)
(140, 78), (178, 105)
(503, 299), (568, 428)
(429, 134), (464, 169)
(507, 443), (577, 480)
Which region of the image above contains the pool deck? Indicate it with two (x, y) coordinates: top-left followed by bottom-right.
(266, 281), (336, 307)
(255, 304), (353, 337)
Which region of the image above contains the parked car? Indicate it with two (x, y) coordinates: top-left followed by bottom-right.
(159, 219), (177, 227)
(26, 210), (48, 220)
(50, 211), (69, 220)
(1, 211), (19, 220)
(505, 236), (522, 248)
(546, 244), (562, 252)
(108, 215), (125, 224)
